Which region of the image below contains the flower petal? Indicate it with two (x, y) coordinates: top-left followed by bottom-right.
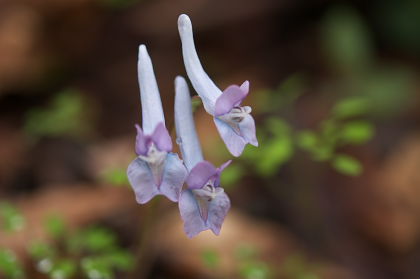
(208, 191), (230, 235)
(174, 76), (204, 171)
(214, 85), (249, 117)
(240, 80), (250, 93)
(186, 161), (217, 189)
(135, 124), (149, 156)
(159, 153), (188, 202)
(213, 160), (232, 187)
(238, 113), (258, 147)
(214, 118), (247, 157)
(151, 122), (172, 152)
(178, 14), (222, 114)
(179, 190), (208, 238)
(138, 44), (165, 134)
(127, 157), (159, 204)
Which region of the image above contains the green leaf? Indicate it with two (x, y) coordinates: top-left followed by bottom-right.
(45, 215), (66, 239)
(0, 249), (25, 279)
(82, 227), (117, 252)
(339, 121), (374, 144)
(201, 249), (220, 269)
(0, 203), (25, 232)
(105, 250), (134, 271)
(296, 131), (318, 151)
(332, 154), (362, 176)
(257, 135), (293, 177)
(49, 259), (77, 279)
(28, 241), (56, 260)
(322, 6), (374, 72)
(332, 97), (370, 119)
(240, 262), (270, 279)
(24, 89), (92, 140)
(220, 164), (244, 189)
(102, 168), (129, 186)
(81, 257), (113, 279)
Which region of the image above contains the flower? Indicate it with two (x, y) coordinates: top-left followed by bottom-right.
(127, 45), (187, 204)
(175, 76), (231, 238)
(177, 14), (258, 157)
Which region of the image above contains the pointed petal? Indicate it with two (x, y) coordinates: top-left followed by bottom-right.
(178, 14), (222, 114)
(127, 157), (159, 204)
(159, 153), (187, 202)
(174, 76), (204, 171)
(213, 160), (232, 187)
(240, 80), (250, 93)
(179, 190), (208, 238)
(239, 114), (258, 147)
(186, 161), (217, 189)
(151, 122), (172, 152)
(138, 44), (165, 134)
(214, 85), (249, 117)
(135, 124), (149, 156)
(208, 191), (230, 235)
(214, 118), (247, 157)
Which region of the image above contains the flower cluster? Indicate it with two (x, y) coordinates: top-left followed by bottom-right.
(127, 14), (258, 238)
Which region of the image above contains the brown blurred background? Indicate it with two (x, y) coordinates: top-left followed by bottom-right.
(1, 0), (420, 278)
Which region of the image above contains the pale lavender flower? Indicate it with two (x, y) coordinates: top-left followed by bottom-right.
(175, 76), (231, 238)
(127, 45), (187, 204)
(177, 14), (258, 157)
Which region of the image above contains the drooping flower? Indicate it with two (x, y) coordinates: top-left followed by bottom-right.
(175, 76), (231, 238)
(177, 14), (258, 157)
(127, 45), (187, 204)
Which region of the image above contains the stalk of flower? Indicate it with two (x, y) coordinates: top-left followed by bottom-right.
(177, 14), (258, 157)
(175, 76), (231, 238)
(127, 45), (187, 204)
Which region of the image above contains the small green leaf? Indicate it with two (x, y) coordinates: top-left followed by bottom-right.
(257, 135), (293, 177)
(0, 249), (25, 279)
(296, 131), (318, 151)
(105, 250), (134, 271)
(201, 249), (220, 269)
(0, 203), (25, 232)
(332, 97), (369, 119)
(322, 6), (374, 72)
(102, 168), (129, 186)
(220, 164), (244, 188)
(81, 257), (113, 279)
(332, 154), (362, 176)
(82, 227), (117, 252)
(340, 121), (374, 144)
(49, 259), (77, 279)
(28, 241), (56, 260)
(240, 262), (270, 279)
(45, 215), (66, 239)
(24, 89), (92, 140)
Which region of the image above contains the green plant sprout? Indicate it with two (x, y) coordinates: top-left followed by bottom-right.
(29, 216), (134, 279)
(0, 204), (134, 279)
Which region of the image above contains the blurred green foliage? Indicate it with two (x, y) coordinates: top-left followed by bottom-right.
(30, 218), (134, 279)
(236, 244), (271, 279)
(280, 253), (320, 279)
(200, 244), (273, 279)
(24, 89), (92, 141)
(201, 249), (220, 269)
(1, 205), (135, 279)
(101, 168), (129, 186)
(0, 249), (25, 279)
(0, 202), (25, 232)
(322, 6), (373, 73)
